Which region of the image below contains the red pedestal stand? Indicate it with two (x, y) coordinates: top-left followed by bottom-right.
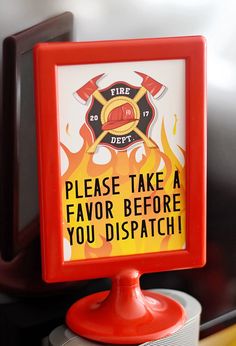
(66, 270), (186, 344)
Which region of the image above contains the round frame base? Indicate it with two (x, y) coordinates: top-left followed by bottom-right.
(66, 271), (186, 344)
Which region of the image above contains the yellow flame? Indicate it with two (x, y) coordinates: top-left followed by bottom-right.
(61, 119), (185, 261)
(173, 114), (178, 136)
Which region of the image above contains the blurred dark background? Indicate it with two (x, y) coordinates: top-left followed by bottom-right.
(0, 1), (235, 345)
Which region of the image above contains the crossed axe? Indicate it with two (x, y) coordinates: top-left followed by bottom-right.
(74, 72), (167, 153)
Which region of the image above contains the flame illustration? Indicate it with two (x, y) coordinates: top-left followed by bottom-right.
(173, 114), (178, 136)
(66, 123), (70, 136)
(61, 118), (185, 261)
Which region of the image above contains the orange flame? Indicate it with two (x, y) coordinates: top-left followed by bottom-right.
(61, 119), (185, 261)
(85, 236), (112, 259)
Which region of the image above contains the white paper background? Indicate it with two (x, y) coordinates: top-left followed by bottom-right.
(57, 59), (185, 175)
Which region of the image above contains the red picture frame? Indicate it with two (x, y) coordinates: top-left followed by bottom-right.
(34, 36), (206, 283)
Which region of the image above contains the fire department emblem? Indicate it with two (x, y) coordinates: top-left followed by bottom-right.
(74, 72), (167, 153)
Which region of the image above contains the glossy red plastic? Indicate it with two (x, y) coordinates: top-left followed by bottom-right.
(66, 269), (186, 344)
(34, 36), (206, 283)
(34, 36), (206, 344)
